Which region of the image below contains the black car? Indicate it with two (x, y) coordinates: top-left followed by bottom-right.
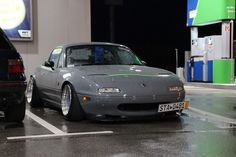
(0, 27), (26, 122)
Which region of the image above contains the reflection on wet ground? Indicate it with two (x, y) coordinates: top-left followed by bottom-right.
(0, 86), (236, 157)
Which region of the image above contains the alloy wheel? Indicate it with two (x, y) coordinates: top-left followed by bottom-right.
(61, 85), (72, 116)
(26, 78), (34, 103)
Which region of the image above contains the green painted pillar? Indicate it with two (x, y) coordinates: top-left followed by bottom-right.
(213, 59), (235, 83)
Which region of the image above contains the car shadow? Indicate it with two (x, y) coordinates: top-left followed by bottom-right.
(88, 114), (183, 125)
(0, 112), (24, 130)
(0, 120), (24, 130)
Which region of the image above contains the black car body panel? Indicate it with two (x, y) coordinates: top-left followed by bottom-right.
(0, 27), (26, 122)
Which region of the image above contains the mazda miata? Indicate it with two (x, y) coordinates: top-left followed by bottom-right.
(26, 42), (189, 121)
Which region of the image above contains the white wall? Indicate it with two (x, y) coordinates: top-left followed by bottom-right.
(12, 0), (91, 80)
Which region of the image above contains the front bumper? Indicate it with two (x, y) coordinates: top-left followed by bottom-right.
(77, 91), (188, 120)
(0, 81), (27, 109)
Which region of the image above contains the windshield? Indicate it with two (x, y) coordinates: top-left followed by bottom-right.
(65, 45), (143, 67)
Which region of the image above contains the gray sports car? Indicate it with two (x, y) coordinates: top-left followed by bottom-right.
(26, 42), (189, 121)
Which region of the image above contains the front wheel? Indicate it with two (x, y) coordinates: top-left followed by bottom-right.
(61, 84), (85, 121)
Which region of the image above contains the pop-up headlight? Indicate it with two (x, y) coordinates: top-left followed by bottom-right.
(98, 88), (121, 93)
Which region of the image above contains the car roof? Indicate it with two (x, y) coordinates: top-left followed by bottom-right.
(58, 42), (130, 49)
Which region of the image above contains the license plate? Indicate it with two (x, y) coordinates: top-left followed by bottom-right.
(158, 102), (187, 112)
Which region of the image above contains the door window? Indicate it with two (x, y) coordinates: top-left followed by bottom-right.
(48, 47), (62, 68)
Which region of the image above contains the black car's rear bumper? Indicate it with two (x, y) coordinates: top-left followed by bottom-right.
(0, 81), (27, 110)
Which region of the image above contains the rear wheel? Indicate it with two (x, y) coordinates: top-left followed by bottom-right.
(26, 77), (43, 107)
(61, 84), (85, 121)
(5, 96), (26, 122)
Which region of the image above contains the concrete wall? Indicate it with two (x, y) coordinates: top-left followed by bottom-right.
(12, 0), (91, 80)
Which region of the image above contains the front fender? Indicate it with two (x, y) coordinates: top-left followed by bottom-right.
(60, 72), (98, 95)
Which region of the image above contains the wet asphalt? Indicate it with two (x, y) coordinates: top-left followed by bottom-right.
(0, 85), (236, 157)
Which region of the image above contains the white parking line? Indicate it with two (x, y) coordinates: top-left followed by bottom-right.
(185, 85), (236, 92)
(184, 86), (221, 91)
(189, 107), (236, 125)
(25, 110), (65, 135)
(7, 131), (114, 141)
(7, 110), (114, 140)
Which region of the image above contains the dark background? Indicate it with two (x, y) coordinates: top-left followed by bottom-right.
(91, 0), (236, 73)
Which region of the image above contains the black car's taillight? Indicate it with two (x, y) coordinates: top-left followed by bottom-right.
(8, 59), (24, 73)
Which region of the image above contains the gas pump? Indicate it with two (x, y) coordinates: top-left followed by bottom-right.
(187, 38), (205, 82)
(186, 0), (235, 84)
(186, 32), (234, 83)
(204, 35), (222, 82)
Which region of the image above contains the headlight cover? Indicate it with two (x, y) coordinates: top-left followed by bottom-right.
(98, 87), (121, 93)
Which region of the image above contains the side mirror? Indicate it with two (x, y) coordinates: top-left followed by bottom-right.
(44, 61), (54, 68)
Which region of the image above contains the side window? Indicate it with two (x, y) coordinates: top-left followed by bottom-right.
(116, 47), (142, 65)
(117, 50), (134, 65)
(57, 52), (65, 68)
(48, 48), (62, 68)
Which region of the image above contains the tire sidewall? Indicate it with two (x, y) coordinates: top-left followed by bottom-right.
(62, 84), (85, 121)
(5, 96), (26, 122)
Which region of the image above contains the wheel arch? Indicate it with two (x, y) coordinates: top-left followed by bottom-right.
(61, 81), (73, 92)
(28, 74), (36, 84)
(60, 80), (85, 121)
(29, 74), (36, 79)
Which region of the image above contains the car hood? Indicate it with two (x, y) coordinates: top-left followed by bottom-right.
(75, 65), (182, 94)
(78, 65), (172, 77)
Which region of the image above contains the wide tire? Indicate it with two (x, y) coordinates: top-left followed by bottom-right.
(61, 84), (85, 121)
(5, 96), (26, 122)
(26, 77), (43, 107)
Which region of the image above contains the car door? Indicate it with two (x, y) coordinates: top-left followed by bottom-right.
(37, 47), (63, 105)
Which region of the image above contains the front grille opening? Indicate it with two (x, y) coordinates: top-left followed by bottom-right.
(118, 103), (159, 111)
